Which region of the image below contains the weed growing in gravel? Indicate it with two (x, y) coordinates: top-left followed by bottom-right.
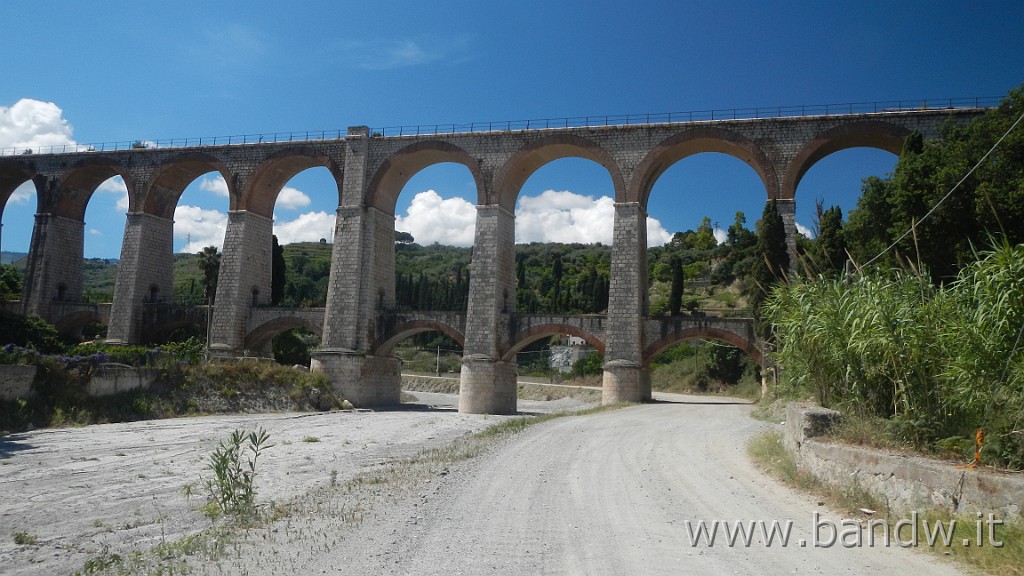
(12, 531), (37, 545)
(202, 427), (273, 520)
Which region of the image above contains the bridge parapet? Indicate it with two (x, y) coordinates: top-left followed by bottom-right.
(506, 314), (607, 359)
(643, 315), (762, 365)
(374, 310), (467, 354)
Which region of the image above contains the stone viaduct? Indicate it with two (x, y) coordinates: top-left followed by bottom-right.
(0, 107), (984, 413)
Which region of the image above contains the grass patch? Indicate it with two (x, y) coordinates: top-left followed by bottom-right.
(13, 531), (37, 545)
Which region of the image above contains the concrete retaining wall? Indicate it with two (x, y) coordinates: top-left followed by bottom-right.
(0, 364), (160, 400)
(785, 402), (1024, 523)
(0, 365), (37, 400)
(86, 364), (160, 397)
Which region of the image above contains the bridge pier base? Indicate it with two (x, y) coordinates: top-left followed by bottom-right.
(458, 355), (517, 415)
(602, 359), (651, 404)
(311, 349), (401, 408)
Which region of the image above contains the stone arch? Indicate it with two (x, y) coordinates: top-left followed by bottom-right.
(502, 323), (605, 362)
(374, 319), (466, 356)
(643, 326), (763, 367)
(244, 315), (323, 353)
(629, 126), (777, 207)
(366, 140), (484, 214)
(782, 120), (910, 200)
(0, 160), (39, 216)
(54, 309), (106, 339)
(142, 152), (232, 218)
(492, 134), (624, 211)
(52, 157), (135, 220)
(144, 318), (206, 345)
(242, 146), (344, 218)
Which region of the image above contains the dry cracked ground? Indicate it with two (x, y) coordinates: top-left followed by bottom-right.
(0, 390), (968, 575)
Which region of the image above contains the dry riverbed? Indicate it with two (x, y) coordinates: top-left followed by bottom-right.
(0, 390), (968, 575)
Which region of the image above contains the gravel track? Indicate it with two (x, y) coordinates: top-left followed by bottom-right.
(0, 392), (967, 575)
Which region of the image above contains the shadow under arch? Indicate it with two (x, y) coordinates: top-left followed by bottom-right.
(502, 323), (606, 362)
(643, 326), (763, 367)
(0, 160), (39, 215)
(367, 140), (484, 214)
(374, 319), (466, 356)
(245, 315), (324, 353)
(142, 152), (233, 218)
(54, 310), (106, 339)
(630, 126), (777, 206)
(491, 133), (624, 211)
(782, 119), (910, 200)
(242, 145), (344, 218)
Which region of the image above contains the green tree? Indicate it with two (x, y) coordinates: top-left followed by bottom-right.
(395, 230), (415, 244)
(693, 216), (717, 251)
(813, 205), (846, 273)
(0, 264), (22, 299)
(197, 246), (221, 304)
(845, 86), (1024, 282)
(271, 235), (285, 305)
(706, 344), (745, 385)
(747, 200), (789, 326)
(669, 255), (684, 316)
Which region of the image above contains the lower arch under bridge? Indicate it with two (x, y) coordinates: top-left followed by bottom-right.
(42, 302), (762, 409)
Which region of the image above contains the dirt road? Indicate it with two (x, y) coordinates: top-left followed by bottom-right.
(0, 392), (967, 575)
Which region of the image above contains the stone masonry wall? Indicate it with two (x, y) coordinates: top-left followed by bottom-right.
(785, 403), (1024, 523)
(108, 213), (174, 343)
(22, 214), (84, 321)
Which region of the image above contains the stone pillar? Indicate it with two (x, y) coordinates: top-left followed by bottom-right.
(602, 202), (650, 404)
(459, 204), (517, 414)
(209, 210), (272, 355)
(775, 198), (799, 274)
(312, 126), (401, 407)
(107, 213), (174, 344)
(21, 213), (84, 322)
(313, 205), (401, 406)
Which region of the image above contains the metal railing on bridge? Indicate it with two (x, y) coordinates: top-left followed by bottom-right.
(1, 97), (1001, 157)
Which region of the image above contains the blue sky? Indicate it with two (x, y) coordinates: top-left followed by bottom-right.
(1, 1), (1022, 258)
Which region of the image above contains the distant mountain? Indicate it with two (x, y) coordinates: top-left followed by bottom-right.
(1, 251), (28, 266)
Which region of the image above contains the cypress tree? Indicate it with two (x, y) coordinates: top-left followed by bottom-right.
(271, 235), (286, 305)
(748, 200), (789, 332)
(669, 255), (685, 316)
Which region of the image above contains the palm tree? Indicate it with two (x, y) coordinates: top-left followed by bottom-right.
(197, 246), (221, 304)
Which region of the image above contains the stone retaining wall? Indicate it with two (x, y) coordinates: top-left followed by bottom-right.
(784, 402), (1024, 523)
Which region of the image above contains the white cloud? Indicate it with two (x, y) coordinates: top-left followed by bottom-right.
(646, 217), (672, 247)
(396, 190), (477, 246)
(0, 99), (76, 151)
(275, 186), (311, 210)
(796, 222), (814, 238)
(517, 189), (671, 247)
(274, 211), (335, 244)
(714, 226), (728, 245)
(175, 205), (228, 253)
(8, 183), (33, 205)
(88, 228), (102, 236)
(97, 176), (129, 213)
(199, 176), (229, 198)
(340, 39), (437, 70)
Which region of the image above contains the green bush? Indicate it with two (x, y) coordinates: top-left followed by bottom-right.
(764, 243), (1024, 468)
